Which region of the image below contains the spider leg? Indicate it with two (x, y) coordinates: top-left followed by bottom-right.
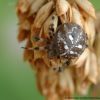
(31, 36), (44, 42)
(28, 35), (50, 51)
(21, 46), (47, 51)
(32, 36), (51, 44)
(22, 36), (49, 51)
(49, 27), (55, 39)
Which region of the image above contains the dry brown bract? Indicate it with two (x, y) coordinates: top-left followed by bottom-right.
(16, 0), (99, 100)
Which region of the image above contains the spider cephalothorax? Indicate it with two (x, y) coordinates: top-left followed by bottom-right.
(46, 23), (88, 59)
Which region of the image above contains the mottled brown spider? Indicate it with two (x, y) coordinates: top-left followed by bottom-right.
(23, 23), (88, 72)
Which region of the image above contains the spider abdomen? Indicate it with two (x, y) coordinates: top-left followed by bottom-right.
(47, 23), (88, 59)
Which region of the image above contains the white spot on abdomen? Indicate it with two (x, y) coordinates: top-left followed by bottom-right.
(76, 44), (82, 49)
(64, 45), (68, 49)
(69, 35), (74, 44)
(70, 51), (74, 54)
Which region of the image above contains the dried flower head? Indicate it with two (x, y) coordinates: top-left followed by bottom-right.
(16, 0), (99, 99)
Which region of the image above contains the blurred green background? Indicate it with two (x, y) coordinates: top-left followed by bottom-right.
(0, 0), (100, 100)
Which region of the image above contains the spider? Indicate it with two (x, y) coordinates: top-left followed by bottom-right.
(23, 23), (88, 72)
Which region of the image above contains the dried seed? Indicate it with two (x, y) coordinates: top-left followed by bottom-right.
(84, 17), (95, 46)
(88, 52), (98, 84)
(43, 12), (58, 37)
(28, 0), (47, 16)
(56, 0), (70, 16)
(17, 0), (33, 13)
(72, 6), (84, 28)
(33, 1), (53, 28)
(75, 0), (96, 19)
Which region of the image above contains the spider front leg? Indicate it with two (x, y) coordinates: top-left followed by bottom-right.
(21, 46), (46, 51)
(22, 36), (50, 51)
(31, 36), (44, 42)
